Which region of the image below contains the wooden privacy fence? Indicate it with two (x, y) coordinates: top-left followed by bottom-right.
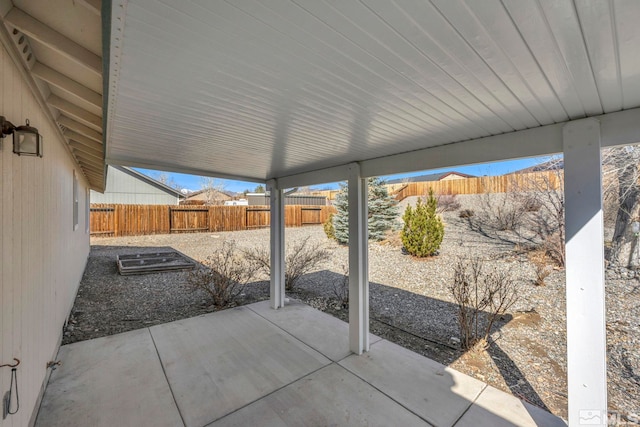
(392, 171), (562, 201)
(300, 171), (562, 201)
(90, 204), (336, 237)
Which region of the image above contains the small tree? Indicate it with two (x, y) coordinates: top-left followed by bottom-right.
(332, 177), (399, 244)
(401, 189), (444, 257)
(199, 177), (228, 205)
(254, 184), (266, 193)
(323, 213), (336, 240)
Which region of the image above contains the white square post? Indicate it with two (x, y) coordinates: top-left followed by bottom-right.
(563, 118), (607, 426)
(348, 163), (369, 354)
(268, 179), (285, 309)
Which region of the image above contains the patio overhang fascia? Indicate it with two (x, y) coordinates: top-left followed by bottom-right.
(102, 157), (268, 185)
(275, 107), (640, 190)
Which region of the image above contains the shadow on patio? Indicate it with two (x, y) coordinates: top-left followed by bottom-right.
(35, 299), (566, 427)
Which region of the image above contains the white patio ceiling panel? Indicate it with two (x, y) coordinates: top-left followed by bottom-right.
(106, 0), (640, 182)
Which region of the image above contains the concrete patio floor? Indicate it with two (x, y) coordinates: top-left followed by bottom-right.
(35, 300), (567, 427)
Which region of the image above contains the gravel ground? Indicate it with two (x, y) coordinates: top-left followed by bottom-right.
(65, 194), (640, 423)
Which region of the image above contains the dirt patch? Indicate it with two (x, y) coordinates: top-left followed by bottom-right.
(509, 309), (542, 328)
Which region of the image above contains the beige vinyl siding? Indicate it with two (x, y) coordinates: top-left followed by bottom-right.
(0, 43), (90, 427)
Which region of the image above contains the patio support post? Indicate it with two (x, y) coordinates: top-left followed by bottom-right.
(348, 163), (369, 354)
(563, 118), (607, 426)
(268, 179), (285, 309)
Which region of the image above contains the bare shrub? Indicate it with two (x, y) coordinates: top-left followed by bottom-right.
(514, 165), (565, 266)
(521, 196), (542, 212)
(449, 257), (520, 350)
(436, 193), (461, 213)
(459, 209), (474, 219)
(602, 146), (640, 267)
(188, 240), (257, 307)
(244, 236), (331, 291)
(332, 264), (349, 308)
(473, 191), (526, 232)
(470, 165), (566, 266)
(528, 250), (553, 286)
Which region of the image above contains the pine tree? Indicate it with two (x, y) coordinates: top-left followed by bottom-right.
(401, 189), (444, 257)
(332, 177), (399, 244)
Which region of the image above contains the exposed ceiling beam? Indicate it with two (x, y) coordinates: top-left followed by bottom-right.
(64, 134), (104, 153)
(84, 173), (102, 182)
(69, 140), (103, 158)
(65, 129), (103, 148)
(276, 164), (351, 190)
(67, 135), (103, 154)
(85, 174), (105, 185)
(75, 151), (102, 164)
(32, 62), (101, 109)
(48, 94), (102, 132)
(72, 147), (103, 162)
(58, 115), (102, 142)
(81, 166), (103, 176)
(75, 154), (103, 169)
(4, 7), (101, 76)
(78, 0), (101, 16)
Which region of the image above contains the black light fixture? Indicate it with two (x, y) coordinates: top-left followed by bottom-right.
(0, 115), (42, 157)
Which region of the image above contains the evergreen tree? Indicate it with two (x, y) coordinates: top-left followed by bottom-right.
(401, 189), (444, 257)
(332, 177), (399, 244)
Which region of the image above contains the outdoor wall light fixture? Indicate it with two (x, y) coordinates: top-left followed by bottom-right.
(0, 115), (42, 157)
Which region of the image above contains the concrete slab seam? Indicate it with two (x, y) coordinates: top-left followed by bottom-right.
(148, 327), (187, 427)
(450, 383), (488, 427)
(337, 354), (440, 426)
(245, 303), (336, 363)
(203, 362), (334, 426)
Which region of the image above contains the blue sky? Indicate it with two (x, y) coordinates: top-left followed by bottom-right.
(136, 156), (548, 194)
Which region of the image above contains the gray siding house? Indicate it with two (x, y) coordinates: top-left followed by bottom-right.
(90, 166), (184, 205)
(246, 192), (328, 206)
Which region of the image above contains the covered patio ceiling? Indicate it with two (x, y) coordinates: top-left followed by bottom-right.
(105, 0), (640, 184)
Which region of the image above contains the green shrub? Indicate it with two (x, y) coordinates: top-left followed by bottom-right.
(401, 189), (444, 257)
(323, 213), (336, 240)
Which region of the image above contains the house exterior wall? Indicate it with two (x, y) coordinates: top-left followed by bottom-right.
(247, 194), (328, 206)
(90, 166), (180, 205)
(185, 190), (232, 204)
(0, 44), (90, 427)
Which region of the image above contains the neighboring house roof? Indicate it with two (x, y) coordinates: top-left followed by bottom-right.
(185, 189), (233, 200)
(386, 171), (475, 185)
(510, 159), (564, 174)
(116, 166), (185, 199)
